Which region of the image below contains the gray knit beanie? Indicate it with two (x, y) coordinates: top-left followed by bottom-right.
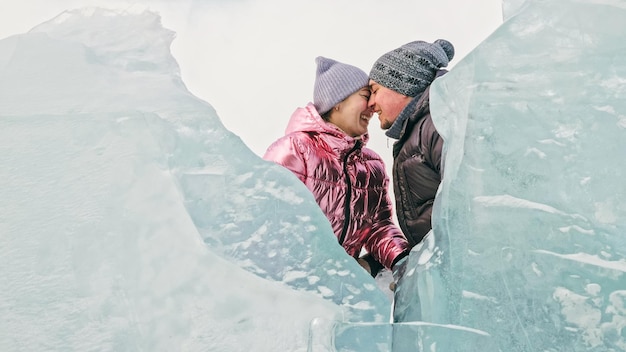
(369, 39), (455, 97)
(313, 56), (369, 115)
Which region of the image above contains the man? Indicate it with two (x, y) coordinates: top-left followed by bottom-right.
(368, 39), (455, 250)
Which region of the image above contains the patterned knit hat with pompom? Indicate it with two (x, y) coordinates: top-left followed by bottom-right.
(369, 39), (455, 97)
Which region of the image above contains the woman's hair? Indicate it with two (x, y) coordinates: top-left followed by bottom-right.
(321, 109), (332, 122)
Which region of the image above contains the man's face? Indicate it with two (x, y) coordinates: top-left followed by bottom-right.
(368, 80), (412, 130)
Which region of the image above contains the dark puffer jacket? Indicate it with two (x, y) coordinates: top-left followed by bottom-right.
(264, 103), (409, 270)
(392, 85), (443, 247)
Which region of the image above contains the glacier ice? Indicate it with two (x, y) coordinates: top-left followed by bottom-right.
(2, 1), (626, 351)
(399, 0), (626, 351)
(0, 8), (390, 352)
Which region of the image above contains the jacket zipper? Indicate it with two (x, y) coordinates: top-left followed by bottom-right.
(338, 141), (361, 245)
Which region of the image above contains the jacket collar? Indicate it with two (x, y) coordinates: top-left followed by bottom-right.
(385, 92), (423, 140)
(285, 103), (368, 152)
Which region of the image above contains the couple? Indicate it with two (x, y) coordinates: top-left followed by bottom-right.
(263, 39), (455, 287)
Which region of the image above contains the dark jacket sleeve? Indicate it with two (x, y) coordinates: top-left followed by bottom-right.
(424, 114), (444, 178)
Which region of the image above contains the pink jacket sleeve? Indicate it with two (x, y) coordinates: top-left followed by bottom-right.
(364, 186), (410, 269)
(263, 135), (307, 183)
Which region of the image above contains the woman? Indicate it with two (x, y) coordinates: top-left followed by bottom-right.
(264, 56), (409, 276)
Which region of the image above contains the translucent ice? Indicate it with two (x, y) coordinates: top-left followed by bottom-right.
(0, 8), (389, 352)
(392, 0), (626, 350)
(3, 1), (625, 351)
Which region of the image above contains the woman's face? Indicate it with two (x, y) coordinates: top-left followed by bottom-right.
(328, 87), (374, 137)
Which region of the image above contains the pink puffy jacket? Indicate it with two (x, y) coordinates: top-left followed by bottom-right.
(263, 103), (409, 269)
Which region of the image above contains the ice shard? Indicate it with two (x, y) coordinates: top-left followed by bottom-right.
(0, 8), (389, 352)
(390, 0), (626, 350)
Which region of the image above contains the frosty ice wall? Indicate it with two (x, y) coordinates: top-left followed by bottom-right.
(3, 2), (625, 352)
(0, 8), (390, 352)
(389, 0), (626, 350)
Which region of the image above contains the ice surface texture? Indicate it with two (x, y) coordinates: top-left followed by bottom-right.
(0, 8), (389, 352)
(393, 0), (626, 351)
(3, 1), (625, 351)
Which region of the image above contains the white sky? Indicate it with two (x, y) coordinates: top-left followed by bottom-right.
(0, 0), (503, 161)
